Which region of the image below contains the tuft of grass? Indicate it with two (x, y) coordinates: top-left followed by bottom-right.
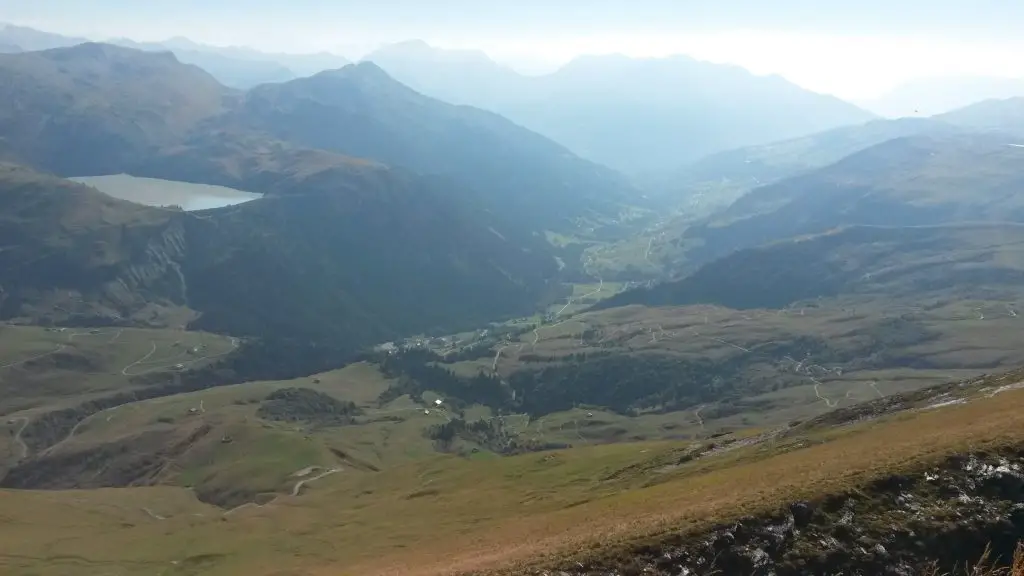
(923, 544), (1024, 576)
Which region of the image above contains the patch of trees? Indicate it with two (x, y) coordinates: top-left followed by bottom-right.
(256, 388), (362, 426)
(519, 351), (611, 364)
(509, 353), (745, 416)
(425, 417), (568, 455)
(374, 338), (863, 420)
(377, 349), (512, 410)
(379, 349), (751, 417)
(439, 343), (496, 363)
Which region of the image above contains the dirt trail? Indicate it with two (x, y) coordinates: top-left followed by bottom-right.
(10, 417), (29, 459)
(492, 344), (509, 373)
(0, 344), (66, 370)
(813, 380), (839, 408)
(40, 414), (93, 457)
(869, 381), (884, 399)
(290, 467), (340, 497)
(120, 341), (157, 375)
(141, 507), (166, 521)
(225, 467), (341, 516)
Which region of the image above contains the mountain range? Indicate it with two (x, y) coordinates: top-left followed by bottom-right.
(0, 159), (557, 348)
(6, 25), (1024, 576)
(364, 41), (877, 175)
(0, 43), (636, 239)
(860, 75), (1024, 118)
(599, 222), (1024, 311)
(0, 23), (348, 88)
(0, 43), (234, 176)
(0, 42), (647, 347)
(0, 26), (880, 178)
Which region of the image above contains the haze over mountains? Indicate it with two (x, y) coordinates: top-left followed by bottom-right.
(1, 24), (879, 175)
(861, 75), (1024, 117)
(0, 41), (628, 346)
(363, 40), (876, 174)
(6, 14), (1024, 575)
(0, 22), (348, 88)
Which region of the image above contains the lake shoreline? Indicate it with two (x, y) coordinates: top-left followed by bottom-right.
(70, 174), (262, 211)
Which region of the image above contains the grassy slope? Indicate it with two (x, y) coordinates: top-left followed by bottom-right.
(468, 289), (1024, 436)
(1, 373), (1023, 575)
(0, 325), (236, 415)
(638, 134), (1024, 278)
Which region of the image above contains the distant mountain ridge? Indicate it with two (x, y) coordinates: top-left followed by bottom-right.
(860, 76), (1024, 118)
(679, 134), (1024, 265)
(223, 62), (638, 234)
(936, 97), (1024, 136)
(0, 43), (638, 240)
(364, 41), (876, 174)
(0, 23), (348, 88)
(0, 41), (643, 346)
(660, 117), (963, 201)
(652, 97), (1024, 212)
(597, 222), (1024, 311)
(0, 43), (234, 175)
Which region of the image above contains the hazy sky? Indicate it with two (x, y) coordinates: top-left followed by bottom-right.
(3, 0), (1024, 99)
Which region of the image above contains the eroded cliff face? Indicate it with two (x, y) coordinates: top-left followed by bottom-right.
(3, 213), (195, 327)
(102, 218), (190, 310)
(540, 450), (1024, 576)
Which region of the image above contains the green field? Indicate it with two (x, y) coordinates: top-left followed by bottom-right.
(456, 291), (1024, 442)
(0, 325), (237, 416)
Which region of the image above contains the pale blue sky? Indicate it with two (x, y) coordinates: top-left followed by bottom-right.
(2, 0), (1023, 98)
(4, 0), (1022, 46)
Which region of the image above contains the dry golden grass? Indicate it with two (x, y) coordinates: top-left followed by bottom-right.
(3, 376), (1024, 576)
(346, 381), (1024, 576)
(924, 544), (1024, 576)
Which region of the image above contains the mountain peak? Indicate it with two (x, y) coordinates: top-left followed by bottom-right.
(314, 60), (396, 85)
(366, 40), (498, 67)
(43, 41), (179, 64)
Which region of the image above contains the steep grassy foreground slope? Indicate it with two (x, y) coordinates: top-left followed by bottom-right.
(1, 371), (1023, 576)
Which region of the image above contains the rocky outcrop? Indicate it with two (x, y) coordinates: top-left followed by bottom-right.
(538, 450), (1024, 576)
(105, 219), (189, 308)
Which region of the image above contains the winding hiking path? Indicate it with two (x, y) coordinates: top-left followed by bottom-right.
(291, 467), (340, 497)
(120, 341), (157, 375)
(120, 337), (239, 377)
(868, 381), (884, 399)
(492, 344), (510, 373)
(10, 417), (29, 459)
(813, 379), (839, 408)
(579, 277), (604, 300)
(141, 507), (166, 521)
(40, 413), (95, 457)
(555, 297), (574, 317)
(0, 344), (66, 370)
(225, 467), (341, 516)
